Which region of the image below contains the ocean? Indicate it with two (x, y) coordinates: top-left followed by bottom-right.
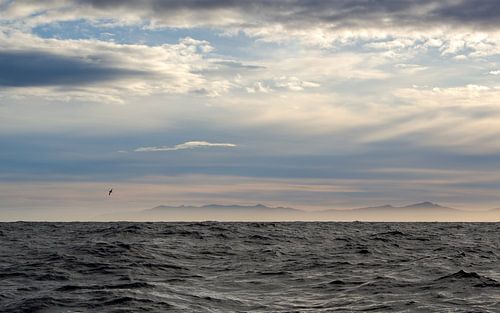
(1, 222), (498, 312)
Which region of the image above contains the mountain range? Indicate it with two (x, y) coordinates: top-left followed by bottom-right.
(96, 202), (499, 222)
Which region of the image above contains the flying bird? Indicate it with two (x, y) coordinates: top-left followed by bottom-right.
(108, 188), (113, 196)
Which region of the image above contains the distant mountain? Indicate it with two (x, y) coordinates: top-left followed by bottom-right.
(94, 202), (498, 222)
(141, 204), (304, 221)
(402, 201), (452, 209)
(312, 201), (470, 222)
(354, 201), (458, 212)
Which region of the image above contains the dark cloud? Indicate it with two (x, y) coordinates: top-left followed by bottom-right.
(431, 0), (500, 28)
(212, 60), (265, 70)
(71, 0), (500, 30)
(0, 51), (146, 87)
(77, 0), (240, 10)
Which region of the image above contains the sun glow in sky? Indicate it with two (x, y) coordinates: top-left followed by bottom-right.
(2, 1), (500, 218)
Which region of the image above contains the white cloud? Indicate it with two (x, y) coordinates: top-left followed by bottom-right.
(394, 84), (500, 107)
(347, 83), (500, 153)
(274, 76), (320, 91)
(134, 141), (237, 152)
(5, 1), (500, 56)
(0, 30), (232, 102)
(394, 63), (428, 74)
(246, 81), (272, 93)
(244, 77), (319, 93)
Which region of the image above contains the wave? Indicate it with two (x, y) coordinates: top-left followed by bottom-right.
(0, 221), (498, 312)
(435, 270), (500, 287)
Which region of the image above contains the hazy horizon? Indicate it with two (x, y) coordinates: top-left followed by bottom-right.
(2, 200), (498, 222)
(1, 1), (500, 221)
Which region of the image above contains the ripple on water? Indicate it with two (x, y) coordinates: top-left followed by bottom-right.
(0, 222), (498, 312)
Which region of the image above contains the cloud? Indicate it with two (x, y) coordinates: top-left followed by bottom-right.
(274, 76), (320, 91)
(0, 30), (235, 101)
(212, 60), (265, 70)
(3, 1), (500, 52)
(246, 81), (272, 94)
(0, 51), (146, 87)
(394, 63), (428, 74)
(244, 76), (319, 93)
(6, 1), (500, 30)
(394, 84), (500, 108)
(4, 1), (500, 65)
(134, 141), (237, 152)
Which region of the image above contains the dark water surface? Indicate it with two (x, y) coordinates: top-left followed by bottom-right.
(0, 222), (498, 312)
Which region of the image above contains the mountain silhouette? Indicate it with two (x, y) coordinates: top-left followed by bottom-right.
(141, 204), (303, 221)
(353, 201), (457, 211)
(402, 201), (450, 209)
(93, 202), (498, 222)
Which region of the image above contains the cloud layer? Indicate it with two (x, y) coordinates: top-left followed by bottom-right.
(0, 30), (232, 101)
(5, 1), (500, 53)
(0, 51), (146, 87)
(6, 1), (500, 29)
(134, 141), (237, 152)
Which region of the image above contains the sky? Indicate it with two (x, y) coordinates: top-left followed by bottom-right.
(1, 0), (500, 219)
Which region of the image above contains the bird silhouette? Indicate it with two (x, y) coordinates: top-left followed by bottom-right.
(108, 188), (113, 196)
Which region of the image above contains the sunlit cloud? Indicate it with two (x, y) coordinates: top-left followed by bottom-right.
(0, 30), (231, 102)
(134, 141), (237, 152)
(5, 0), (500, 56)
